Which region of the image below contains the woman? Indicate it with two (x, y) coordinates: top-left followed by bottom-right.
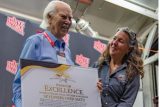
(95, 27), (144, 107)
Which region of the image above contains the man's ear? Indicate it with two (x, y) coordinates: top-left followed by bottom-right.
(47, 14), (52, 25)
(47, 13), (52, 19)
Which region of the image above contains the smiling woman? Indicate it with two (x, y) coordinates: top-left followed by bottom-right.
(94, 27), (144, 107)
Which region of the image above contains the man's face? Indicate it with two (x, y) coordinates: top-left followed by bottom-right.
(48, 5), (72, 39)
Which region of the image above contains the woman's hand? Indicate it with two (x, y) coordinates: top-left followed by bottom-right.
(97, 79), (103, 93)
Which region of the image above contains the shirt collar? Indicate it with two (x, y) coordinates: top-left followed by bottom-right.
(104, 59), (127, 69)
(45, 30), (65, 49)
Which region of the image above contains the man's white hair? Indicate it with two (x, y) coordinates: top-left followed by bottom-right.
(40, 0), (71, 29)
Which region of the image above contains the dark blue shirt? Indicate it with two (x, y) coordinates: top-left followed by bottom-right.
(12, 30), (74, 107)
(94, 61), (140, 107)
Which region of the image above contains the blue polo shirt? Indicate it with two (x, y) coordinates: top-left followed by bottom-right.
(12, 30), (74, 107)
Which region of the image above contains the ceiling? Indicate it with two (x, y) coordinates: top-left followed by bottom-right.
(0, 0), (158, 40)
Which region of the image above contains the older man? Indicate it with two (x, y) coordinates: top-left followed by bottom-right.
(12, 1), (74, 107)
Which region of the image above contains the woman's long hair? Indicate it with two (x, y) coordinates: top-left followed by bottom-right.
(97, 27), (144, 79)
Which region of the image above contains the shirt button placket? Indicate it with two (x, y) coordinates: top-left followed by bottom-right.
(106, 84), (109, 96)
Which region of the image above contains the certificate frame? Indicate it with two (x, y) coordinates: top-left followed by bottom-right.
(20, 59), (101, 107)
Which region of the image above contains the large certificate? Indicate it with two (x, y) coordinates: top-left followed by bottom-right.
(20, 59), (101, 107)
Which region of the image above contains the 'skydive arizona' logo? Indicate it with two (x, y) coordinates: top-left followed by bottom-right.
(6, 16), (25, 36)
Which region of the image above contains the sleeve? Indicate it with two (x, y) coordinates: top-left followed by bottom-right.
(117, 74), (140, 107)
(65, 46), (74, 65)
(20, 37), (39, 59)
(12, 65), (22, 107)
(92, 62), (102, 78)
(67, 46), (74, 65)
(92, 61), (99, 68)
(12, 37), (39, 107)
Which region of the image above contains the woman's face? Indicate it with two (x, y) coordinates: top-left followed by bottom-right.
(109, 31), (130, 59)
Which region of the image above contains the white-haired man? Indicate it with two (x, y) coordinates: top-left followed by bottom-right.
(12, 1), (74, 107)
